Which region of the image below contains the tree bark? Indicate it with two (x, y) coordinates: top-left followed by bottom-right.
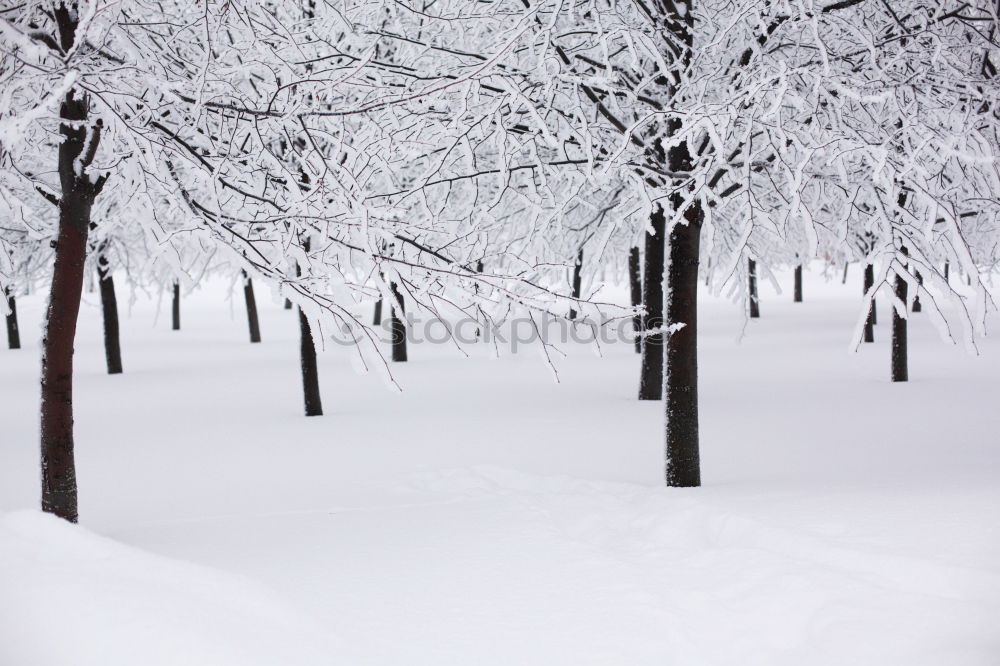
(372, 298), (383, 326)
(638, 206), (666, 400)
(665, 208), (703, 487)
(97, 253), (122, 374)
(569, 247), (583, 320)
(171, 281), (180, 331)
(793, 264), (803, 303)
(298, 306), (323, 416)
(841, 262), (849, 284)
(41, 33), (105, 520)
(891, 254), (909, 382)
(242, 270), (261, 343)
(5, 288), (20, 350)
(863, 263), (875, 343)
(748, 258), (760, 318)
(390, 282), (407, 362)
(628, 246), (642, 354)
(284, 298), (293, 310)
(944, 261), (950, 283)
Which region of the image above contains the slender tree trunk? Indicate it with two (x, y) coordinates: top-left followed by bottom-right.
(298, 306), (323, 416)
(665, 210), (702, 487)
(296, 240), (322, 416)
(891, 253), (908, 382)
(748, 258), (760, 318)
(912, 270), (923, 313)
(638, 206), (666, 400)
(97, 254), (122, 374)
(171, 281), (180, 331)
(284, 298), (293, 310)
(793, 264), (803, 303)
(863, 263), (875, 343)
(5, 288), (20, 350)
(390, 282), (407, 362)
(372, 298), (383, 326)
(242, 270), (261, 343)
(944, 261), (950, 283)
(841, 262), (849, 284)
(628, 246), (642, 354)
(569, 247), (583, 320)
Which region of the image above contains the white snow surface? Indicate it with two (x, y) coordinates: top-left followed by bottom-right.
(1, 270), (998, 665)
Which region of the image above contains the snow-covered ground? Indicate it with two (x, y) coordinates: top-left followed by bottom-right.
(1, 269), (998, 666)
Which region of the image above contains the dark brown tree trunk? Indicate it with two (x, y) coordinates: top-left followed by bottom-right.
(5, 288), (20, 350)
(628, 246), (642, 353)
(41, 28), (106, 520)
(944, 261), (950, 283)
(284, 298), (293, 310)
(748, 258), (760, 318)
(638, 206), (666, 400)
(793, 264), (803, 303)
(373, 298), (383, 326)
(171, 281), (180, 331)
(912, 270), (922, 313)
(891, 253), (909, 382)
(390, 282), (407, 362)
(242, 270), (261, 343)
(97, 253), (122, 374)
(569, 247), (583, 320)
(863, 264), (875, 343)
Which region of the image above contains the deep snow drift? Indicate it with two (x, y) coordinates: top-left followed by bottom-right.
(1, 270), (998, 665)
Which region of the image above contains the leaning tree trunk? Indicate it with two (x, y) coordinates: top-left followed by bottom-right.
(748, 258), (760, 318)
(891, 258), (908, 382)
(97, 252), (122, 374)
(638, 206), (666, 400)
(41, 61), (107, 521)
(171, 281), (180, 330)
(628, 246), (642, 354)
(568, 247), (583, 320)
(5, 288), (20, 350)
(841, 262), (849, 284)
(389, 282), (407, 362)
(793, 264), (803, 303)
(242, 270), (261, 343)
(863, 263), (876, 343)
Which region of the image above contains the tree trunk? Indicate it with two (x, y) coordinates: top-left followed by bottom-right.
(638, 205), (666, 400)
(284, 298), (293, 310)
(863, 263), (875, 343)
(298, 307), (323, 416)
(390, 282), (407, 362)
(242, 270), (261, 343)
(842, 262), (849, 284)
(5, 288), (20, 350)
(665, 209), (703, 488)
(40, 20), (106, 521)
(748, 258), (760, 318)
(891, 256), (908, 382)
(171, 281), (180, 330)
(97, 254), (122, 374)
(372, 298), (383, 326)
(912, 270), (922, 313)
(569, 247), (583, 320)
(944, 261), (950, 283)
(628, 246), (642, 354)
(793, 264), (803, 303)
